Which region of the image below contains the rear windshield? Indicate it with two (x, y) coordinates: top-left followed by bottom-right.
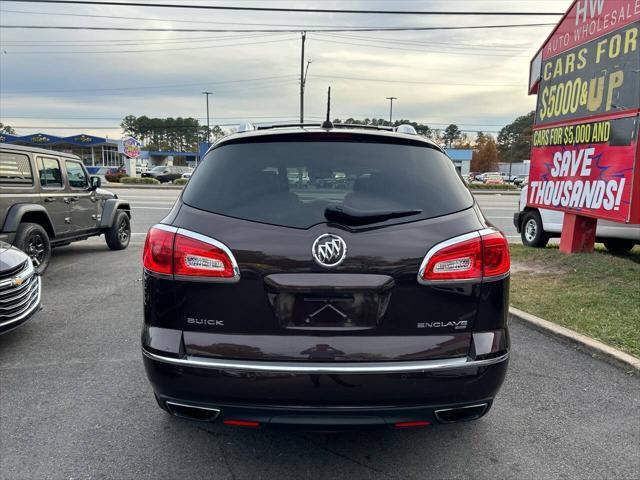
(183, 139), (473, 229)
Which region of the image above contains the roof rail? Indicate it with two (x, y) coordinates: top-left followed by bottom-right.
(255, 123), (322, 130)
(333, 123), (394, 131)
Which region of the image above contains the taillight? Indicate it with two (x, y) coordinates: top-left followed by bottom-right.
(143, 225), (239, 281)
(418, 229), (509, 284)
(481, 231), (511, 277)
(174, 233), (236, 278)
(143, 226), (175, 275)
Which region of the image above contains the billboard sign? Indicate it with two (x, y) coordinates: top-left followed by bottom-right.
(122, 136), (142, 159)
(529, 1), (640, 224)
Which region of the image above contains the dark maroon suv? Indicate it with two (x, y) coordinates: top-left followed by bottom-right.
(141, 125), (510, 429)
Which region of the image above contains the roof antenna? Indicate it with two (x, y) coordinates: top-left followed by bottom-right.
(321, 86), (333, 129)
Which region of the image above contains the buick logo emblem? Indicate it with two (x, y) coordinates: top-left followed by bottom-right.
(312, 234), (347, 267)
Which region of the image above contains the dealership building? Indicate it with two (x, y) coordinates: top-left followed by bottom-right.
(0, 132), (198, 168)
(1, 131), (472, 174)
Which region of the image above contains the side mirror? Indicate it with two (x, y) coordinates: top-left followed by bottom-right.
(90, 176), (101, 189)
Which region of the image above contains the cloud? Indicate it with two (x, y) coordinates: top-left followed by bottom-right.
(0, 0), (562, 137)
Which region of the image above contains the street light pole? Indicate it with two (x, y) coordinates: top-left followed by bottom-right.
(202, 91), (212, 145)
(386, 97), (397, 126)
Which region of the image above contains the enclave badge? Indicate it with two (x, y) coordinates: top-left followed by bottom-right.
(312, 234), (347, 267)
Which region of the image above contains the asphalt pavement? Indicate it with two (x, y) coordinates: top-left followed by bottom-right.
(116, 187), (523, 242)
(1, 189), (638, 480)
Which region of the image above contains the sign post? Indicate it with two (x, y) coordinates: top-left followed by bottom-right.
(528, 0), (640, 253)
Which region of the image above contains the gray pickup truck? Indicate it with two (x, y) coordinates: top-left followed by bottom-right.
(0, 144), (131, 273)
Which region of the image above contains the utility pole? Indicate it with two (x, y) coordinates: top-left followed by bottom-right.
(202, 91), (212, 145)
(386, 97), (397, 126)
(299, 31), (306, 123)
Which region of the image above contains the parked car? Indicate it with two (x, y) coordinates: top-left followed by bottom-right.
(181, 172), (192, 180)
(478, 172), (502, 183)
(0, 144), (132, 273)
(500, 173), (518, 183)
(513, 175), (528, 187)
(0, 242), (42, 334)
(142, 165), (192, 183)
(484, 174), (505, 185)
(141, 124), (510, 429)
(514, 185), (640, 252)
(86, 166), (116, 184)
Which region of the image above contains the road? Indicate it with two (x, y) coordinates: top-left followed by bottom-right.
(1, 188), (637, 479)
(117, 187), (523, 241)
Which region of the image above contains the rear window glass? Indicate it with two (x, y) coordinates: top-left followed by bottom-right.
(0, 151), (33, 185)
(183, 140), (473, 229)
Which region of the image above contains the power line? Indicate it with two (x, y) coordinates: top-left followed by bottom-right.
(0, 1), (566, 16)
(308, 74), (525, 88)
(310, 36), (529, 57)
(1, 36), (297, 54)
(0, 32), (287, 46)
(1, 75), (298, 94)
(313, 32), (532, 52)
(0, 8), (449, 30)
(0, 23), (558, 33)
(1, 74), (525, 96)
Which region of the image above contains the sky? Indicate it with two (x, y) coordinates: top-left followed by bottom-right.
(0, 0), (572, 139)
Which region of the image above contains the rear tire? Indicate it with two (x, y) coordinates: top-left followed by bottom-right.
(520, 210), (549, 248)
(603, 238), (635, 254)
(105, 211), (131, 250)
(14, 222), (51, 274)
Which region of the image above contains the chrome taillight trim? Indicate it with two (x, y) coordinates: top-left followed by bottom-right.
(417, 228), (509, 285)
(146, 224), (240, 283)
(142, 348), (509, 374)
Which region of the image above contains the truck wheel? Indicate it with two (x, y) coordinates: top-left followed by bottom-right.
(521, 211), (549, 248)
(105, 211), (131, 250)
(14, 222), (51, 274)
(603, 239), (635, 255)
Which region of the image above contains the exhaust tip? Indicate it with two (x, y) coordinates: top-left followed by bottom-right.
(434, 403), (489, 424)
(165, 401), (221, 422)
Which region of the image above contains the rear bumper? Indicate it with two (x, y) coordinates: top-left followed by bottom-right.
(142, 347), (509, 426)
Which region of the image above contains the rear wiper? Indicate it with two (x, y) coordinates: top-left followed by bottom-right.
(324, 205), (422, 226)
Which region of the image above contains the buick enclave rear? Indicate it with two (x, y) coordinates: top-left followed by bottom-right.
(141, 126), (510, 429)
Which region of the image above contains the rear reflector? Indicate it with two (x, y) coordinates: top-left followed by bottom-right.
(223, 419), (260, 428)
(394, 421), (431, 429)
(143, 225), (239, 281)
(418, 229), (510, 283)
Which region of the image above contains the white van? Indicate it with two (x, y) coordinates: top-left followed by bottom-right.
(513, 185), (640, 253)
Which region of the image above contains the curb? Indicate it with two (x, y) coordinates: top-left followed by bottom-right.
(509, 306), (640, 373)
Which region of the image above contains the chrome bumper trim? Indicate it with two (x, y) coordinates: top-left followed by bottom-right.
(142, 348), (509, 374)
(0, 276), (42, 329)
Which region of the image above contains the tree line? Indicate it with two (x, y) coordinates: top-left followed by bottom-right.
(3, 110), (535, 172)
(332, 112), (535, 172)
(120, 115), (223, 152)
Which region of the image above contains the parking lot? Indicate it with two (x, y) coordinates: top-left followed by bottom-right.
(1, 188), (638, 480)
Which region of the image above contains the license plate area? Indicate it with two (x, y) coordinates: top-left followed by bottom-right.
(264, 274), (394, 331)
